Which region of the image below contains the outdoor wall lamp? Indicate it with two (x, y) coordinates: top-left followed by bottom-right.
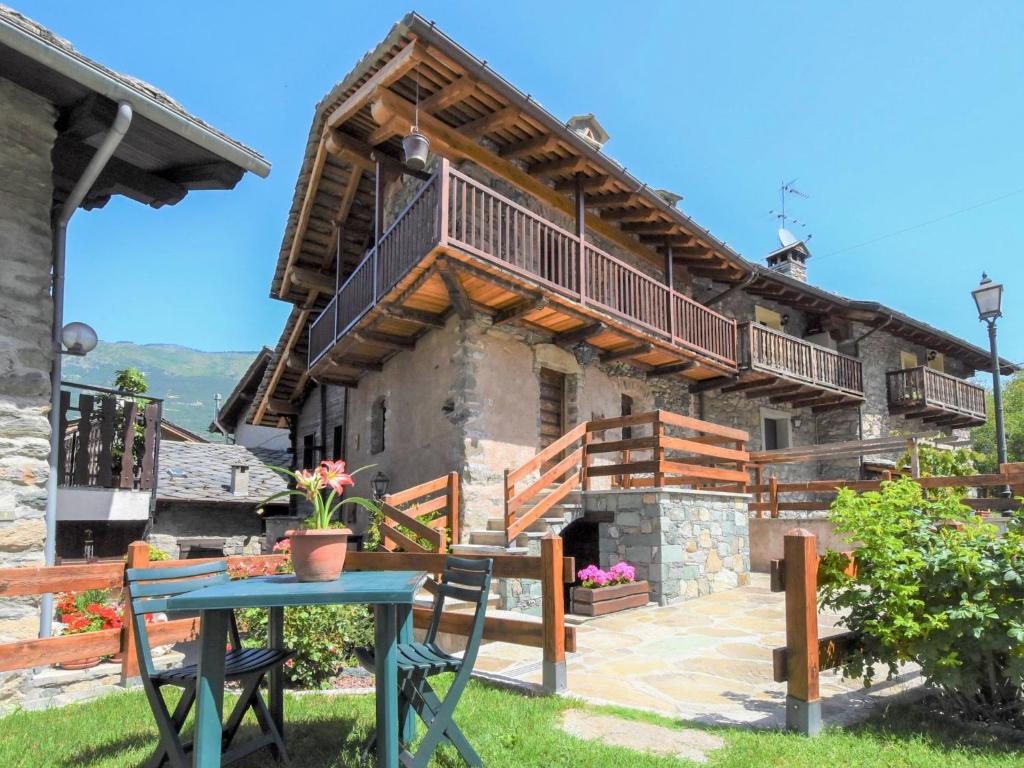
(60, 321), (98, 356)
(372, 471), (390, 501)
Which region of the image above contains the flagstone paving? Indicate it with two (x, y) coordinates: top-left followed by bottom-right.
(473, 573), (922, 729)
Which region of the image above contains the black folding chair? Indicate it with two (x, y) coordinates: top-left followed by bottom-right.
(356, 555), (493, 767)
(126, 560), (293, 767)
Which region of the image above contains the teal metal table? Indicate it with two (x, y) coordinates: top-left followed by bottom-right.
(166, 570), (427, 768)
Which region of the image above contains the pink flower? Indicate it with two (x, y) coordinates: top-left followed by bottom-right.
(295, 469), (322, 500)
(318, 460), (354, 495)
(272, 537), (291, 554)
(609, 562), (636, 584)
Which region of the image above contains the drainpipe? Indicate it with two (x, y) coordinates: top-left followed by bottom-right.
(703, 267), (760, 308)
(40, 102), (133, 638)
(851, 314), (894, 347)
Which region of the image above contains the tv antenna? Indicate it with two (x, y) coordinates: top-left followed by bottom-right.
(768, 179), (813, 245)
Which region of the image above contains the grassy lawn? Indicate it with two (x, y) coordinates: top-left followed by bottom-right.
(0, 677), (1018, 767)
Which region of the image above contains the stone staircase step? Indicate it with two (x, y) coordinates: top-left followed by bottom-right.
(468, 529), (507, 547)
(486, 516), (567, 532)
(450, 543), (529, 557)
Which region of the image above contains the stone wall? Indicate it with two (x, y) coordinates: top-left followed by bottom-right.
(0, 76), (57, 708)
(148, 501), (264, 558)
(589, 489), (750, 605)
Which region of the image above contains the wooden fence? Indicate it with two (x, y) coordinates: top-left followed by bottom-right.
(748, 466), (1024, 518)
(379, 472), (459, 553)
(503, 409), (749, 541)
(0, 536), (576, 694)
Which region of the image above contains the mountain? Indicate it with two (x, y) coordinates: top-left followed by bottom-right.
(62, 341), (260, 439)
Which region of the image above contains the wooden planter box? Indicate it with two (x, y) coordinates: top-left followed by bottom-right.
(570, 580), (650, 616)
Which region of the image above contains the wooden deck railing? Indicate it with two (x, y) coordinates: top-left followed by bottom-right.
(58, 383), (162, 491)
(0, 535), (576, 694)
(886, 365), (986, 420)
(379, 472), (459, 553)
(503, 409), (749, 542)
(309, 160), (738, 368)
(741, 323), (863, 397)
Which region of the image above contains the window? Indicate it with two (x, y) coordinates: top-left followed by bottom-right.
(755, 305), (784, 331)
(900, 351), (919, 370)
(927, 352), (945, 373)
(302, 434), (316, 469)
(760, 409), (792, 451)
(371, 397), (387, 455)
(332, 425), (344, 460)
(620, 394), (634, 440)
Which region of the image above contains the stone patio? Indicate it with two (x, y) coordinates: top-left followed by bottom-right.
(473, 573), (922, 729)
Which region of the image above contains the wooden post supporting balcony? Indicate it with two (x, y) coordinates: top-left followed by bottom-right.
(438, 157), (450, 248)
(575, 172), (586, 304)
(665, 244), (675, 339)
(373, 159), (383, 303)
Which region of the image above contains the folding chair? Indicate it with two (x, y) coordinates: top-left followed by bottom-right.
(126, 560), (294, 768)
(356, 555), (493, 767)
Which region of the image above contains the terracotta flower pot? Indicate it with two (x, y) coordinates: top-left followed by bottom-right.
(287, 528), (352, 582)
(56, 656), (102, 670)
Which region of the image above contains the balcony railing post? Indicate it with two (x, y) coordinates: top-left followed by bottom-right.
(665, 244), (675, 339)
(575, 172), (586, 303)
(438, 158), (450, 248)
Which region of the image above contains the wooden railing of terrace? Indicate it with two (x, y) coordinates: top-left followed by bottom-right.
(742, 323), (863, 398)
(59, 383), (163, 491)
(887, 365), (987, 427)
(379, 472), (459, 554)
(503, 409), (750, 542)
(308, 160), (737, 370)
(0, 536), (576, 694)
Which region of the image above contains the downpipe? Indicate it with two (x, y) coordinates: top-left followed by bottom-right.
(40, 102), (133, 638)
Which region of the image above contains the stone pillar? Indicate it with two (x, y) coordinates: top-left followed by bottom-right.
(0, 76), (58, 711)
(589, 488), (750, 605)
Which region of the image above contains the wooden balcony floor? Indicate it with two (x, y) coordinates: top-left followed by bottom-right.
(888, 401), (985, 429)
(692, 369), (864, 413)
(309, 247), (734, 387)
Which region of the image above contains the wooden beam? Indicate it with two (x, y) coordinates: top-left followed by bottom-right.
(438, 266), (476, 319)
(600, 343), (652, 363)
(528, 155), (589, 177)
(744, 383), (805, 400)
(600, 207), (660, 223)
(289, 266), (335, 293)
(585, 191), (640, 208)
(380, 306), (447, 328)
(460, 107), (520, 139)
(326, 130), (418, 179)
(554, 322), (605, 346)
(554, 175), (611, 193)
(285, 351), (305, 371)
(493, 296), (546, 324)
(620, 220), (677, 234)
(326, 43), (420, 130)
(267, 398), (299, 416)
(720, 378), (777, 394)
(353, 331), (417, 351)
(686, 374), (733, 390)
(500, 134), (559, 160)
(419, 76), (479, 114)
(648, 362), (697, 378)
(811, 399), (860, 414)
(52, 137), (187, 208)
(329, 358), (383, 373)
(253, 309), (309, 424)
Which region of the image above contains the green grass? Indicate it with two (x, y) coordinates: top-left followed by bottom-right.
(1, 678), (1019, 767)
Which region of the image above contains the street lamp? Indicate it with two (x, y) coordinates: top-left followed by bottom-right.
(60, 321), (98, 356)
(971, 273), (1009, 494)
(372, 471), (390, 501)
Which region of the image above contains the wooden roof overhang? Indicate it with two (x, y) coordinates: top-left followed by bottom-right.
(254, 13), (752, 425)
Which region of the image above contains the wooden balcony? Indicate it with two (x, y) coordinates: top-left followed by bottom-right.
(308, 159), (738, 384)
(691, 323), (864, 411)
(887, 365), (986, 428)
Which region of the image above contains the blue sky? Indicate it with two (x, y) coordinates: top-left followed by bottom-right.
(23, 1), (1024, 363)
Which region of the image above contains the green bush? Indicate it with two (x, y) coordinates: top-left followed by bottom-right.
(819, 477), (1024, 722)
(235, 604), (374, 690)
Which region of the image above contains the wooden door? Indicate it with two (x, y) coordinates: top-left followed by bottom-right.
(538, 368), (566, 470)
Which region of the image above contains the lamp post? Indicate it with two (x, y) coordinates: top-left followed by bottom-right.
(372, 471), (390, 502)
(971, 273), (1009, 495)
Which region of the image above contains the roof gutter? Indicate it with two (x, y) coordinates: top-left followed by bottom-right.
(41, 102), (133, 639)
(0, 17), (270, 178)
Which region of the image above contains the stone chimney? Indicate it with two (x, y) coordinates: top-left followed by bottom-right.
(566, 113), (609, 150)
(230, 464), (250, 496)
(765, 241), (811, 283)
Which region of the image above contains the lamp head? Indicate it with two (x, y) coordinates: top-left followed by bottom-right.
(972, 273), (1004, 322)
(61, 322), (98, 356)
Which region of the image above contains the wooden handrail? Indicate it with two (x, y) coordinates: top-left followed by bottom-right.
(887, 365), (986, 419)
(503, 409), (750, 542)
(743, 323), (863, 396)
(382, 472), (459, 552)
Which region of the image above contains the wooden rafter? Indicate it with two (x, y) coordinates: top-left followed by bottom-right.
(600, 343), (652, 363)
(460, 107), (520, 139)
(325, 42), (421, 130)
(500, 134), (559, 160)
(649, 362), (697, 378)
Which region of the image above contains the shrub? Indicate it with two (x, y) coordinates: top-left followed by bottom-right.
(819, 477), (1024, 722)
(236, 604), (374, 689)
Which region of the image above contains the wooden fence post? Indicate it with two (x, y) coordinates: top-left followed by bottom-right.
(653, 412), (666, 488)
(446, 471), (460, 548)
(120, 540), (149, 683)
(580, 428), (592, 491)
(769, 476), (779, 518)
(540, 533), (566, 694)
(783, 529), (821, 735)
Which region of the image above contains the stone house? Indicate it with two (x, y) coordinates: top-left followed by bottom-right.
(246, 15), (1014, 603)
(149, 441), (291, 559)
(0, 1), (267, 705)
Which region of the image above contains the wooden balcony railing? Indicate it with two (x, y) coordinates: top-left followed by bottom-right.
(886, 365), (986, 421)
(58, 383), (162, 491)
(741, 323), (863, 397)
(309, 160), (737, 368)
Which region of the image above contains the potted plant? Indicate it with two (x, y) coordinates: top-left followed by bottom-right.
(55, 590), (123, 669)
(265, 460), (378, 582)
(570, 562), (650, 617)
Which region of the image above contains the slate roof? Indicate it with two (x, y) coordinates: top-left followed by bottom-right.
(157, 442), (290, 504)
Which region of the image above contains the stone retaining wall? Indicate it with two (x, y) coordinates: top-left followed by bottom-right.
(588, 489), (750, 605)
